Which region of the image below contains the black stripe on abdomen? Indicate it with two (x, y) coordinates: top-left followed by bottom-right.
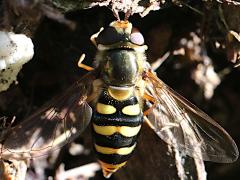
(93, 113), (142, 126)
(95, 152), (134, 165)
(93, 132), (138, 148)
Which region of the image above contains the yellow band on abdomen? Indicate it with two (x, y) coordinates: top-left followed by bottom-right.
(96, 103), (116, 114)
(108, 87), (133, 101)
(93, 124), (141, 137)
(95, 143), (136, 155)
(122, 104), (140, 116)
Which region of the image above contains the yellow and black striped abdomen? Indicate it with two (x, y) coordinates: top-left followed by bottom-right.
(92, 89), (143, 177)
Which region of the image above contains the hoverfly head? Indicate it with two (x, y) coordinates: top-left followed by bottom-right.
(95, 21), (145, 48)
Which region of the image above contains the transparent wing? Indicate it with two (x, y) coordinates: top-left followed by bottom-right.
(0, 72), (97, 160)
(144, 71), (239, 163)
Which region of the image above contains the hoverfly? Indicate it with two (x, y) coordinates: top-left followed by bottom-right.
(0, 16), (238, 179)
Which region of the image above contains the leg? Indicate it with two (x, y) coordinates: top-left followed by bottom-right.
(144, 111), (179, 131)
(78, 54), (94, 71)
(143, 92), (157, 116)
(151, 51), (170, 71)
(90, 27), (104, 47)
(144, 116), (155, 130)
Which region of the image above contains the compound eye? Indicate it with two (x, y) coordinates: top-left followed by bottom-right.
(96, 27), (121, 45)
(130, 28), (144, 45)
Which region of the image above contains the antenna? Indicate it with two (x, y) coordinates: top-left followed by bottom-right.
(113, 9), (120, 21)
(124, 9), (132, 21)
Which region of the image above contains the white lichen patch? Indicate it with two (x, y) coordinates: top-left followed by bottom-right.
(0, 31), (34, 92)
(192, 62), (221, 99)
